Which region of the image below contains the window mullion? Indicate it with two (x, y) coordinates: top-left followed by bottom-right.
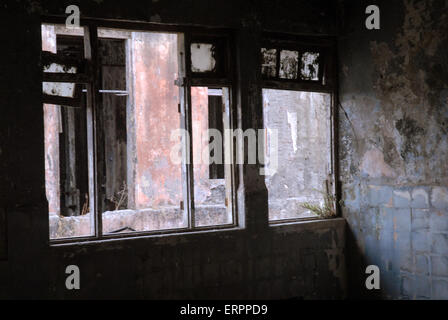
(183, 32), (195, 230)
(222, 87), (235, 223)
(83, 24), (101, 238)
(178, 33), (195, 229)
(185, 82), (195, 229)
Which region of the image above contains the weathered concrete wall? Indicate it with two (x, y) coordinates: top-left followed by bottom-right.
(42, 24), (60, 216)
(339, 0), (448, 299)
(42, 219), (346, 299)
(0, 0), (346, 299)
(263, 89), (332, 221)
(133, 31), (183, 210)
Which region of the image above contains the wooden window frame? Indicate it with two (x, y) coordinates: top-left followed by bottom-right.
(261, 33), (341, 224)
(261, 33), (337, 94)
(42, 17), (238, 244)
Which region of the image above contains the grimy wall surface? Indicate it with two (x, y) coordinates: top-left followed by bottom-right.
(339, 0), (448, 299)
(0, 0), (346, 299)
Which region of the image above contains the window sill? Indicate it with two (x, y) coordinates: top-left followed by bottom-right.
(269, 217), (345, 233)
(49, 225), (244, 248)
(49, 218), (345, 248)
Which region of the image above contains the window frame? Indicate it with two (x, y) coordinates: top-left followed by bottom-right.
(41, 17), (239, 244)
(260, 33), (341, 225)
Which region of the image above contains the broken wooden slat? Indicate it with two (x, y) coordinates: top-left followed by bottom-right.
(43, 72), (91, 84)
(42, 94), (81, 107)
(42, 50), (85, 70)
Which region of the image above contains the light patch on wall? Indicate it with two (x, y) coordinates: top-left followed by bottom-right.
(287, 111), (298, 153)
(360, 148), (397, 178)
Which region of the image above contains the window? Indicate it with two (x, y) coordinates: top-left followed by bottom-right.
(42, 22), (236, 241)
(260, 35), (338, 222)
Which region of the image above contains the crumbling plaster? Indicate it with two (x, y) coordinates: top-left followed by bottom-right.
(339, 0), (448, 299)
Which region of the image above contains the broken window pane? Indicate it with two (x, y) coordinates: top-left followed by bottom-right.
(43, 24), (236, 240)
(42, 64), (77, 98)
(190, 43), (216, 73)
(45, 103), (92, 239)
(261, 48), (277, 78)
(42, 24), (94, 240)
(191, 87), (232, 227)
(43, 82), (76, 98)
(98, 30), (186, 234)
(263, 89), (332, 221)
(301, 52), (320, 81)
(279, 50), (299, 80)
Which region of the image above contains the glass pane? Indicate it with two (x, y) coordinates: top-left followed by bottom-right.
(279, 50), (299, 80)
(190, 43), (216, 72)
(261, 48), (277, 78)
(263, 89), (332, 221)
(97, 29), (186, 234)
(42, 24), (94, 240)
(301, 52), (320, 81)
(191, 87), (232, 227)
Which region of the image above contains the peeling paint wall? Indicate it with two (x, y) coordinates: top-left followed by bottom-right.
(339, 0), (448, 299)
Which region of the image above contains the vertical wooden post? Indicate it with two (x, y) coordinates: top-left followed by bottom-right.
(222, 87), (236, 224)
(83, 24), (101, 237)
(177, 33), (194, 229)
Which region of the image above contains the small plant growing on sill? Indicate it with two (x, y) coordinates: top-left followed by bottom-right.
(301, 189), (341, 219)
(111, 181), (128, 211)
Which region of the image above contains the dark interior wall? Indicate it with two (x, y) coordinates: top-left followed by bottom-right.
(339, 0), (448, 299)
(0, 0), (346, 299)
